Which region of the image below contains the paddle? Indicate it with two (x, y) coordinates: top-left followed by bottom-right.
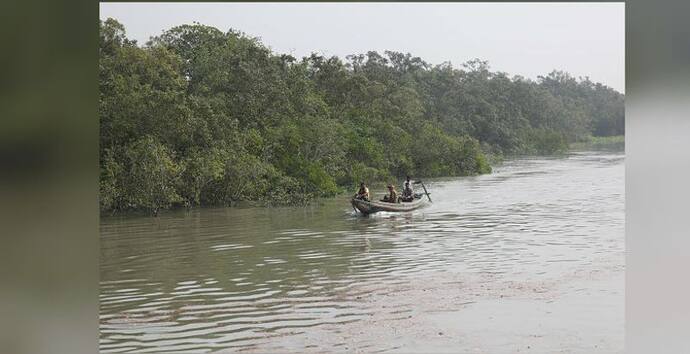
(413, 180), (432, 202)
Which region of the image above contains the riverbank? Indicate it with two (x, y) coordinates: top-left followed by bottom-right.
(570, 135), (625, 151)
(99, 138), (627, 217)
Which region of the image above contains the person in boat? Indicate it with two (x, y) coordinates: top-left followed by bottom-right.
(401, 176), (414, 202)
(382, 184), (399, 203)
(354, 182), (370, 201)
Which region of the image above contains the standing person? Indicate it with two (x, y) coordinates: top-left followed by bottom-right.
(402, 176), (414, 202)
(355, 182), (370, 201)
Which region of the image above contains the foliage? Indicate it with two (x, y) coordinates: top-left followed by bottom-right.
(99, 19), (625, 214)
(570, 135), (625, 151)
(525, 129), (569, 155)
(100, 136), (182, 214)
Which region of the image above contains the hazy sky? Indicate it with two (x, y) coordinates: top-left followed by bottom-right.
(100, 2), (625, 92)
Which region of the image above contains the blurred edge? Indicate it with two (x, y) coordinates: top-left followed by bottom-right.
(627, 0), (690, 353)
(0, 0), (98, 353)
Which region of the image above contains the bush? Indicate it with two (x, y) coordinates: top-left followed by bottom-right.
(305, 163), (340, 197)
(121, 136), (182, 214)
(348, 161), (390, 187)
(412, 124), (489, 177)
(570, 135), (624, 151)
(527, 129), (568, 154)
(455, 136), (492, 175)
(99, 149), (123, 212)
(177, 146), (225, 207)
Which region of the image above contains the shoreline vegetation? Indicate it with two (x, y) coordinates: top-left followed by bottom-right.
(570, 135), (624, 151)
(100, 19), (625, 215)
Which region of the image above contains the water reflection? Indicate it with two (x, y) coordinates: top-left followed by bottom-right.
(100, 151), (624, 353)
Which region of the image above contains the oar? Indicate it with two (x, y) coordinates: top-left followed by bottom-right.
(351, 195), (361, 214)
(413, 180), (432, 202)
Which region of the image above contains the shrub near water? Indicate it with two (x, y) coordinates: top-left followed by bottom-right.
(99, 19), (625, 214)
(527, 129), (569, 155)
(570, 135), (625, 151)
(100, 136), (182, 214)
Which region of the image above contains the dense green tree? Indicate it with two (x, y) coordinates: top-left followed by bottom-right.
(99, 19), (624, 214)
(119, 136), (181, 214)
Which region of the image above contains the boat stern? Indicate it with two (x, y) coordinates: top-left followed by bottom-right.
(351, 198), (373, 214)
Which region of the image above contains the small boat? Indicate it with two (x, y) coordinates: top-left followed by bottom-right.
(351, 196), (427, 215)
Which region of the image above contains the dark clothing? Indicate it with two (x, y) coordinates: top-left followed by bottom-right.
(401, 180), (414, 202)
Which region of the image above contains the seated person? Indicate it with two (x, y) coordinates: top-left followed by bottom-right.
(354, 182), (370, 201)
(381, 184), (399, 203)
(401, 176), (414, 202)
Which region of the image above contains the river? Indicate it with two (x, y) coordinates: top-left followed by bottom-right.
(100, 150), (624, 353)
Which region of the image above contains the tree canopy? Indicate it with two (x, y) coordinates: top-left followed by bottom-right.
(100, 19), (624, 214)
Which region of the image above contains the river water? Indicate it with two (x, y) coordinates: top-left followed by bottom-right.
(100, 151), (624, 353)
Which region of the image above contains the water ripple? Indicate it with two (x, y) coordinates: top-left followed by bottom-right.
(100, 152), (624, 353)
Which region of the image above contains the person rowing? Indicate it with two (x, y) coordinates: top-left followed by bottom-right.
(354, 182), (370, 201)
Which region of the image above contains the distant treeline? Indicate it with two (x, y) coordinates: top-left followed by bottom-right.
(100, 19), (624, 214)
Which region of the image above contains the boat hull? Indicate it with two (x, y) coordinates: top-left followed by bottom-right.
(351, 197), (427, 215)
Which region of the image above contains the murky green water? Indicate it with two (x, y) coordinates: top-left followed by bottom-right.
(100, 151), (624, 353)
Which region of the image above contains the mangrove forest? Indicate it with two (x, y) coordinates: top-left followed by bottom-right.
(99, 19), (624, 213)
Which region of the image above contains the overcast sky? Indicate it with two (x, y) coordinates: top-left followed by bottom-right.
(100, 2), (625, 92)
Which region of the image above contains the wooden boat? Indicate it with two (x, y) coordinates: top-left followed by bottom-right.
(351, 195), (427, 215)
